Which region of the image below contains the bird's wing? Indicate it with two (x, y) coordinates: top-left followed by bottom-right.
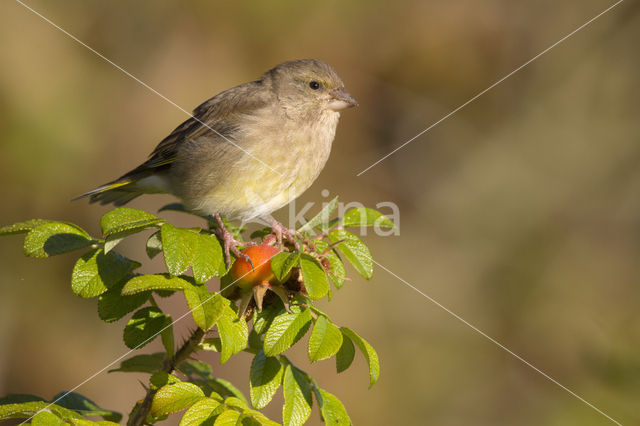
(140, 80), (269, 171)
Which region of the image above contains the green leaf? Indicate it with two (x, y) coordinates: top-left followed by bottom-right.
(192, 232), (223, 283)
(184, 287), (225, 331)
(146, 231), (163, 259)
(298, 254), (329, 299)
(199, 337), (222, 352)
(98, 276), (150, 323)
(328, 230), (373, 280)
(179, 397), (224, 426)
(314, 388), (351, 425)
(340, 327), (379, 388)
(100, 207), (162, 236)
(249, 351), (284, 409)
(52, 391), (122, 422)
(161, 314), (175, 355)
(123, 307), (172, 349)
(0, 219), (52, 236)
(298, 196), (338, 233)
(282, 365), (312, 426)
(342, 207), (395, 229)
(23, 222), (93, 258)
(270, 252), (300, 282)
(109, 353), (165, 373)
(160, 224), (223, 282)
(122, 274), (191, 295)
(150, 382), (205, 418)
(217, 301), (248, 364)
(253, 300), (286, 335)
(150, 372), (181, 390)
(308, 316), (343, 363)
(71, 249), (139, 298)
(32, 411), (63, 425)
(161, 223), (197, 276)
(336, 333), (355, 373)
(0, 401), (82, 421)
(314, 241), (346, 289)
(263, 309), (312, 356)
(207, 379), (248, 406)
(213, 409), (241, 425)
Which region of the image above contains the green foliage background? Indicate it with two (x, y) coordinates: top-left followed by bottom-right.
(1, 1), (639, 424)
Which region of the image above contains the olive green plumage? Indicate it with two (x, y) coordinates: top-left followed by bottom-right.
(76, 59), (357, 222)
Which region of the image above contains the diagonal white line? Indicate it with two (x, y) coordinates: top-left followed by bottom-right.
(356, 0), (625, 176)
(20, 251), (279, 425)
(13, 0), (283, 177)
(372, 258), (622, 425)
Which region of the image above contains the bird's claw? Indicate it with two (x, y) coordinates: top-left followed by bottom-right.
(266, 220), (302, 250)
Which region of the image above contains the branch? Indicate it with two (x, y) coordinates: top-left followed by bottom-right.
(127, 327), (205, 426)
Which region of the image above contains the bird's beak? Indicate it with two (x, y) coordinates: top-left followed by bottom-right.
(328, 86), (358, 111)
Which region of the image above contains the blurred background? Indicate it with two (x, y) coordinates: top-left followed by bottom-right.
(1, 0), (639, 424)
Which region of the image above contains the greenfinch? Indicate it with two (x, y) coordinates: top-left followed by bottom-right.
(75, 59), (357, 262)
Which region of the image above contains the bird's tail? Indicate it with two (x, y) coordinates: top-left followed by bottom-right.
(71, 179), (142, 206)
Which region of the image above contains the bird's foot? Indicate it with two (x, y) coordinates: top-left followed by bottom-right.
(265, 219), (302, 250)
(213, 214), (253, 268)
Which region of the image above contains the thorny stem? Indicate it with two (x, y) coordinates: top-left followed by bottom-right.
(127, 327), (205, 426)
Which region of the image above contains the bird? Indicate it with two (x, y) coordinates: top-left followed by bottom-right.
(74, 59), (357, 264)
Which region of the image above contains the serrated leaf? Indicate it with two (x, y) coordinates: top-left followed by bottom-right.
(239, 409), (279, 426)
(340, 327), (379, 388)
(270, 252), (299, 282)
(150, 382), (205, 418)
(0, 219), (52, 236)
(198, 337), (222, 352)
(314, 388), (351, 425)
(150, 372), (181, 390)
(122, 274), (190, 295)
(298, 196), (338, 233)
(192, 232), (223, 283)
(123, 307), (172, 349)
(336, 333), (355, 373)
(179, 397), (224, 426)
(314, 241), (346, 289)
(213, 409), (241, 425)
(109, 353), (164, 373)
(207, 379), (248, 406)
(342, 207), (395, 229)
(217, 302), (248, 364)
(0, 401), (82, 421)
(23, 222), (93, 258)
(282, 365), (312, 426)
(32, 411), (63, 425)
(71, 249), (139, 298)
(298, 254), (329, 300)
(308, 316), (343, 363)
(161, 223), (198, 276)
(250, 351), (283, 409)
(253, 300), (286, 335)
(100, 207), (162, 236)
(185, 287), (225, 331)
(263, 309), (312, 356)
(328, 230), (373, 280)
(98, 275), (150, 323)
(146, 231), (163, 259)
(52, 391), (122, 422)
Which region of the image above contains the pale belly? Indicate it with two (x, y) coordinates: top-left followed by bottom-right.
(188, 110), (339, 221)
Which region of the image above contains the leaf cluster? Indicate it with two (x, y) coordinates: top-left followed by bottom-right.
(0, 198), (393, 425)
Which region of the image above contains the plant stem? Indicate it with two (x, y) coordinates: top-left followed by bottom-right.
(127, 327), (205, 426)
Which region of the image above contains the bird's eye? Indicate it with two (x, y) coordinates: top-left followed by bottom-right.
(309, 81), (321, 90)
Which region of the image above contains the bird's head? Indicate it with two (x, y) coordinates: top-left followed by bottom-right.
(263, 59), (358, 114)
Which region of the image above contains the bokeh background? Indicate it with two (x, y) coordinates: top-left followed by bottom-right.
(1, 1), (639, 424)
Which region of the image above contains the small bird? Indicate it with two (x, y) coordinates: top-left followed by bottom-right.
(75, 59), (357, 263)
